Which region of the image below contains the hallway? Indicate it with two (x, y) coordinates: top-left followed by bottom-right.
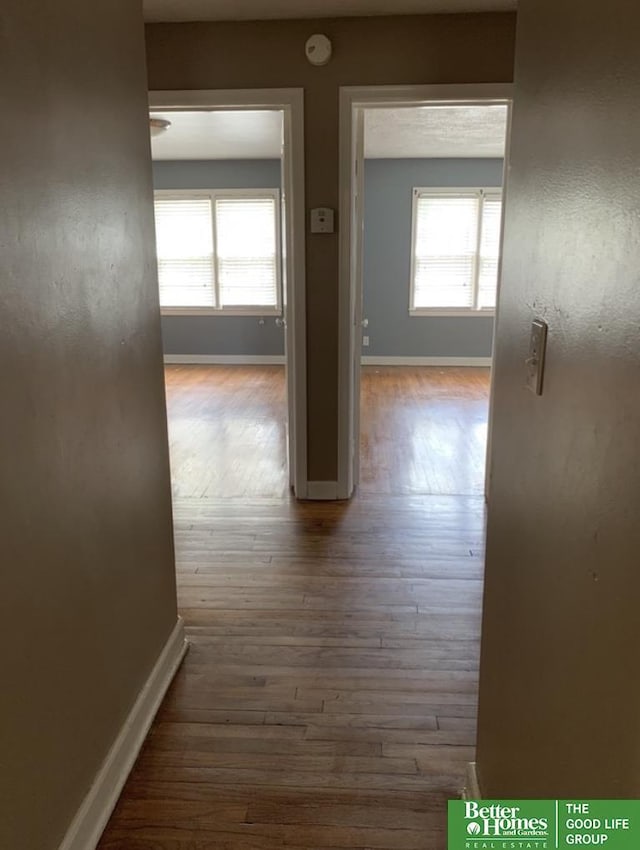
(98, 366), (488, 849)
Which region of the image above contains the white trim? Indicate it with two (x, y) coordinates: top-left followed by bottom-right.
(164, 354), (285, 365)
(340, 84), (515, 108)
(306, 481), (340, 501)
(409, 310), (496, 318)
(150, 89), (307, 499)
(161, 308), (281, 317)
(485, 104), (514, 504)
(282, 95), (308, 498)
(338, 84), (514, 500)
(58, 618), (188, 850)
(349, 107), (366, 496)
(150, 88), (304, 110)
(361, 356), (492, 367)
(462, 761), (482, 800)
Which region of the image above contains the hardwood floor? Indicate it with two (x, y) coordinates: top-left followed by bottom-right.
(360, 366), (490, 496)
(98, 365), (490, 850)
(164, 365), (289, 499)
(163, 364), (490, 499)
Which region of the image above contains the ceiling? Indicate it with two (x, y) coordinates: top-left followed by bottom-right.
(364, 104), (508, 158)
(150, 105), (507, 161)
(143, 0), (516, 22)
(150, 111), (283, 160)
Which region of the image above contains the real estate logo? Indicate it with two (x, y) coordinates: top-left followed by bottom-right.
(448, 801), (640, 850)
(462, 802), (550, 841)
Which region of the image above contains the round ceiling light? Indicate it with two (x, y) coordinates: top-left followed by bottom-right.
(149, 117), (171, 137)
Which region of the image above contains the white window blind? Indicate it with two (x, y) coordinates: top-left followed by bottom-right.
(215, 197), (279, 307)
(153, 190), (281, 312)
(413, 194), (479, 310)
(411, 189), (503, 313)
(154, 197), (215, 308)
(478, 194), (503, 310)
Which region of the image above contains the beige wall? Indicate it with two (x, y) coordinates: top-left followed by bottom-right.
(0, 1), (178, 847)
(145, 14), (516, 480)
(477, 0), (640, 796)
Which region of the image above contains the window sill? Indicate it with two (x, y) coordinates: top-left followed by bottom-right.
(161, 308), (281, 317)
(409, 309), (496, 318)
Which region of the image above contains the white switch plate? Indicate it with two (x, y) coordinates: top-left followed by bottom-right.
(526, 319), (548, 395)
(363, 336), (370, 347)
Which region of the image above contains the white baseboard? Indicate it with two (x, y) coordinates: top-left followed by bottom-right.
(306, 481), (339, 500)
(462, 762), (482, 800)
(59, 618), (188, 850)
(164, 355), (489, 367)
(361, 356), (492, 367)
(164, 354), (285, 365)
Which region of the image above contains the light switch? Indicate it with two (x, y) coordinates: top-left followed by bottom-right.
(526, 319), (548, 395)
(310, 207), (334, 234)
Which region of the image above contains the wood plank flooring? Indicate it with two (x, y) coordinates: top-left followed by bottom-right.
(163, 365), (490, 498)
(360, 366), (490, 496)
(164, 365), (289, 499)
(98, 365), (490, 850)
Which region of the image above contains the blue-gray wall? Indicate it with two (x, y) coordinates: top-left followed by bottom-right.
(155, 158), (504, 358)
(153, 159), (284, 356)
(363, 158), (504, 358)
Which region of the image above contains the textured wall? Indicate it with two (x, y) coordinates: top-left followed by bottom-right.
(152, 158), (281, 190)
(363, 158), (503, 358)
(0, 1), (178, 847)
(153, 159), (285, 356)
(146, 12), (517, 478)
(477, 0), (640, 797)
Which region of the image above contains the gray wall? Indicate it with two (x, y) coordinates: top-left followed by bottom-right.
(1, 1), (179, 848)
(363, 158), (504, 358)
(477, 0), (640, 797)
(153, 159), (285, 356)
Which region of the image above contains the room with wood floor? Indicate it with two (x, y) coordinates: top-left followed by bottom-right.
(152, 107), (292, 501)
(97, 98), (508, 848)
(358, 103), (507, 498)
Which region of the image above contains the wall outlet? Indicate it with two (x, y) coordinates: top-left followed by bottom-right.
(363, 335), (370, 347)
(310, 207), (335, 234)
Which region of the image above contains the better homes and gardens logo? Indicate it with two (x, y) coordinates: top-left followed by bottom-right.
(448, 801), (640, 850)
(463, 801), (550, 844)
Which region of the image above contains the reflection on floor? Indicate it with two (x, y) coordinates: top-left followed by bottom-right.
(164, 364), (289, 499)
(163, 364), (491, 500)
(98, 364), (490, 850)
(360, 366), (490, 496)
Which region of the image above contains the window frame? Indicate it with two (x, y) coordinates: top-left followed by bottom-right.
(409, 186), (502, 317)
(154, 187), (282, 316)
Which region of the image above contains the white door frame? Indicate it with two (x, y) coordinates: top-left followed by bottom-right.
(149, 88), (308, 498)
(337, 83), (514, 500)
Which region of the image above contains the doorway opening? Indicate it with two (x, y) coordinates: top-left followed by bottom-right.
(338, 85), (513, 500)
(148, 90), (307, 499)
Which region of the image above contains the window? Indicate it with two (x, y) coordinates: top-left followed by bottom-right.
(410, 188), (503, 314)
(153, 189), (281, 313)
